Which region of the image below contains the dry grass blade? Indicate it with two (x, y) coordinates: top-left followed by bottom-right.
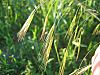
(69, 64), (92, 75)
(59, 48), (68, 75)
(77, 64), (91, 74)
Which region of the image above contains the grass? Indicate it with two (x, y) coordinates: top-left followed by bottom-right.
(0, 0), (100, 75)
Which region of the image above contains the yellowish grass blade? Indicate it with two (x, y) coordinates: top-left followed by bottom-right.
(72, 27), (84, 61)
(77, 64), (91, 74)
(40, 0), (53, 40)
(54, 40), (61, 65)
(65, 14), (77, 38)
(59, 48), (68, 75)
(40, 15), (48, 41)
(92, 23), (100, 36)
(69, 64), (92, 75)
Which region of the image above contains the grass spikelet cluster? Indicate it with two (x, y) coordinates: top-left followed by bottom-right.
(42, 25), (55, 69)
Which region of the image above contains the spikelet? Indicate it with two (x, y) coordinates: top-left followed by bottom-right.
(17, 1), (46, 41)
(42, 25), (55, 71)
(17, 10), (35, 41)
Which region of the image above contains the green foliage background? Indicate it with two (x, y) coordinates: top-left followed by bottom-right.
(0, 0), (100, 75)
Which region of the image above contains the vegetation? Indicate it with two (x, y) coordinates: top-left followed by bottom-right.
(0, 0), (100, 75)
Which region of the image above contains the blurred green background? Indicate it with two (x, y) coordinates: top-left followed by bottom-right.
(0, 0), (100, 75)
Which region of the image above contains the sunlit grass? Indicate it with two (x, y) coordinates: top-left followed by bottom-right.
(0, 0), (100, 75)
